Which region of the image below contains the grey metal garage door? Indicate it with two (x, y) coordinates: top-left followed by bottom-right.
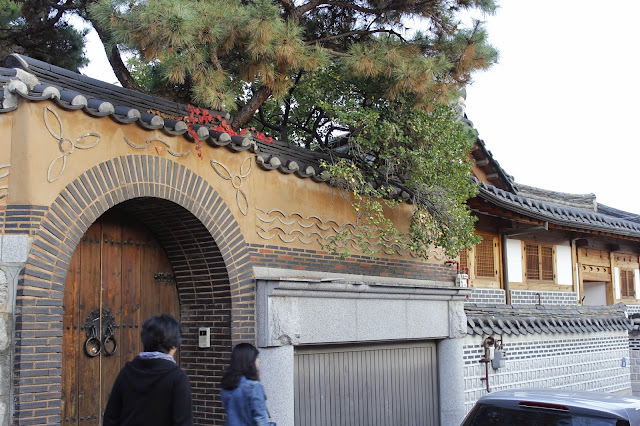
(294, 341), (439, 426)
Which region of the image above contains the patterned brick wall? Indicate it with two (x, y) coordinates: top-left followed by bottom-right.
(627, 305), (640, 315)
(510, 290), (578, 306)
(247, 244), (457, 282)
(463, 332), (631, 413)
(466, 288), (505, 305)
(2, 205), (47, 235)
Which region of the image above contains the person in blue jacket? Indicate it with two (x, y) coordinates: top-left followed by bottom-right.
(221, 343), (270, 426)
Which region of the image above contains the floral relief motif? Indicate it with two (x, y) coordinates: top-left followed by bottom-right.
(210, 156), (252, 216)
(0, 164), (9, 199)
(44, 106), (101, 182)
(123, 136), (190, 157)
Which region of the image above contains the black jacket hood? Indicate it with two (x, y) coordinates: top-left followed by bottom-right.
(120, 356), (181, 394)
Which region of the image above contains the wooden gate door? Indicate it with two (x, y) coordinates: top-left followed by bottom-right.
(61, 210), (180, 424)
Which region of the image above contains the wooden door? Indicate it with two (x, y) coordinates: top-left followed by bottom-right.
(61, 210), (180, 424)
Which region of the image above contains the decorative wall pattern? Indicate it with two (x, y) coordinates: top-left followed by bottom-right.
(124, 136), (190, 157)
(255, 208), (445, 259)
(510, 290), (578, 306)
(466, 288), (505, 305)
(44, 106), (101, 182)
(0, 268), (8, 310)
(0, 164), (8, 199)
(211, 157), (252, 216)
(582, 264), (611, 275)
(463, 333), (630, 413)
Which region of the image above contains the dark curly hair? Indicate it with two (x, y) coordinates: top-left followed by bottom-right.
(140, 314), (182, 354)
(221, 343), (260, 390)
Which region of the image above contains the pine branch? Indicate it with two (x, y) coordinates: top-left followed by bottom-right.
(309, 28), (406, 45)
(297, 0), (440, 18)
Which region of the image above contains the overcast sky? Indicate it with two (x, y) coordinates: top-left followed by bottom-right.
(463, 1), (640, 214)
(78, 1), (640, 214)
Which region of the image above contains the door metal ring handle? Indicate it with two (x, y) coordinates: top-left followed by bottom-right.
(84, 336), (102, 357)
(103, 334), (117, 356)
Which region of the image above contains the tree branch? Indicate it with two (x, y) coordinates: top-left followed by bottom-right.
(90, 20), (143, 90)
(231, 85), (273, 130)
(297, 0), (439, 17)
(309, 28), (405, 45)
(256, 108), (282, 132)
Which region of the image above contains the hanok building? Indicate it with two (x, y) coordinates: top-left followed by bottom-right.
(463, 137), (640, 411)
(0, 54), (474, 426)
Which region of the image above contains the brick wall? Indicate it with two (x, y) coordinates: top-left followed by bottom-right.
(1, 205), (47, 235)
(466, 288), (505, 305)
(247, 244), (456, 282)
(463, 332), (631, 413)
(627, 305), (640, 315)
(510, 290), (578, 306)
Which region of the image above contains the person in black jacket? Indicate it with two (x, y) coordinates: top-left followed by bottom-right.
(104, 314), (193, 426)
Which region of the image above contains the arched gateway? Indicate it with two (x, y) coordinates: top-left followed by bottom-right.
(16, 156), (253, 424)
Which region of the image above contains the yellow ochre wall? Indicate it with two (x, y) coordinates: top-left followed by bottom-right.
(1, 101), (431, 261)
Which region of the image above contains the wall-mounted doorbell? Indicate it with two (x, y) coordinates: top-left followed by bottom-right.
(198, 327), (210, 348)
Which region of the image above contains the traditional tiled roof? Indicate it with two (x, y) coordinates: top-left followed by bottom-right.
(0, 54), (330, 180)
(471, 137), (517, 193)
(515, 183), (597, 211)
(629, 313), (640, 335)
(465, 303), (631, 336)
(474, 178), (640, 238)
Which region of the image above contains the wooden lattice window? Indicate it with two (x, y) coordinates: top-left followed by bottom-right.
(620, 270), (635, 298)
(541, 246), (554, 281)
(475, 236), (495, 278)
(459, 248), (468, 272)
(525, 243), (554, 282)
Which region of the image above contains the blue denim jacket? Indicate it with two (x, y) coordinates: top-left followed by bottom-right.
(221, 376), (269, 426)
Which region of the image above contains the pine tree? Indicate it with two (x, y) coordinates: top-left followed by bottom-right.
(90, 0), (497, 129)
(87, 0), (498, 258)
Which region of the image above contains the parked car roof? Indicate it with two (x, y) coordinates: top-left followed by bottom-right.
(463, 389), (640, 424)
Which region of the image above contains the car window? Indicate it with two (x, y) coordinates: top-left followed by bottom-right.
(462, 404), (630, 426)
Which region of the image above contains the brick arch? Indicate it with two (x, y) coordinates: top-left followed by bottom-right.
(14, 155), (255, 425)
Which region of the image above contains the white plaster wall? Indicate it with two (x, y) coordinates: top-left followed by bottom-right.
(583, 282), (607, 306)
(556, 245), (573, 285)
(463, 331), (631, 414)
(506, 239), (522, 283)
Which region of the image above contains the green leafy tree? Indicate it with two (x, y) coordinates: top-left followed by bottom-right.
(91, 0), (498, 258)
